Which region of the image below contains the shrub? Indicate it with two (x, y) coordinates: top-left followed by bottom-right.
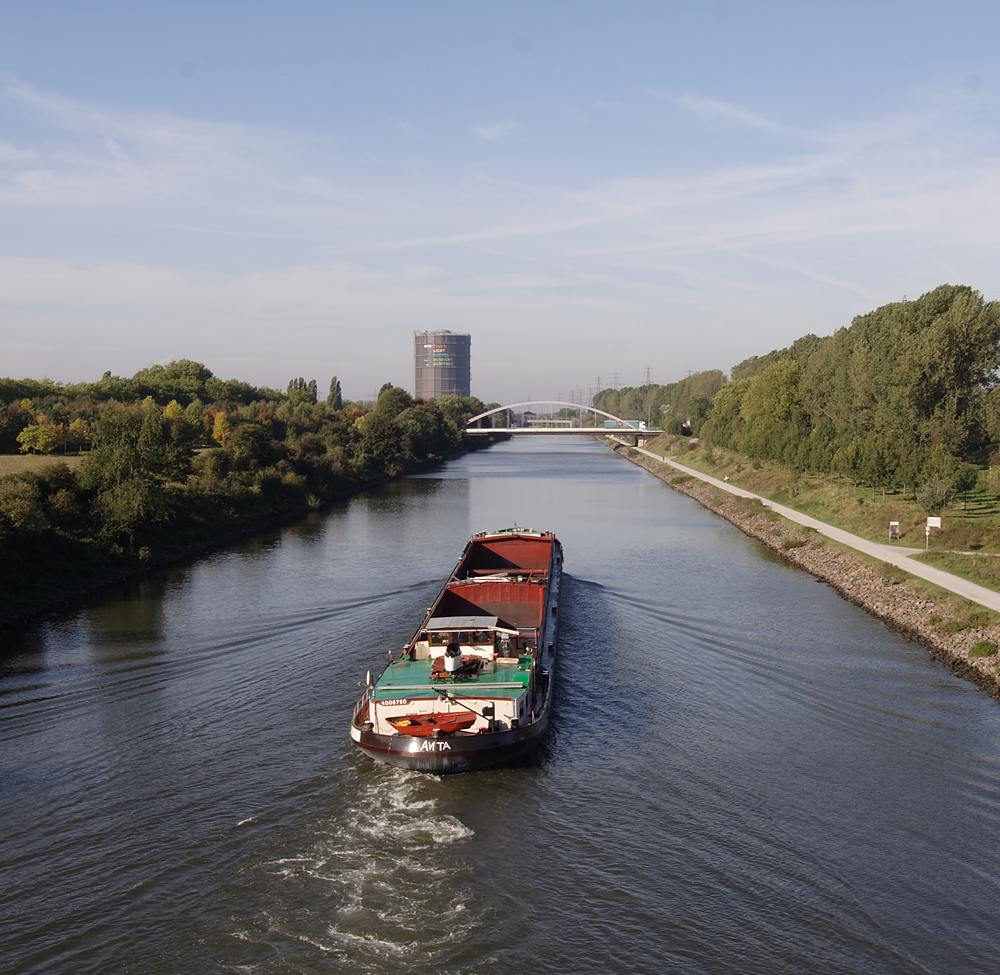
(47, 487), (82, 525)
(880, 566), (907, 586)
(917, 475), (954, 514)
(0, 475), (49, 533)
(193, 448), (229, 479)
(970, 641), (998, 658)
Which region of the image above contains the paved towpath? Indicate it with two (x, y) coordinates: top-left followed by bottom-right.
(627, 443), (1000, 614)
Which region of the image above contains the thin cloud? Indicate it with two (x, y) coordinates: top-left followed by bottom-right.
(0, 141), (36, 163)
(669, 93), (798, 136)
(473, 120), (518, 142)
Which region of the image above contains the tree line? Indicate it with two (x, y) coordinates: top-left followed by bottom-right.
(0, 359), (491, 577)
(593, 369), (725, 434)
(595, 285), (1000, 508)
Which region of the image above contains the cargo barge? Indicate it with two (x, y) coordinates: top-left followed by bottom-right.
(350, 528), (562, 773)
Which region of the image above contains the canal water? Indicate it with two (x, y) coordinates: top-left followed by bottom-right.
(3, 438), (1000, 974)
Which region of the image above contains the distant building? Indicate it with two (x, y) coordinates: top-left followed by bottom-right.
(414, 330), (471, 399)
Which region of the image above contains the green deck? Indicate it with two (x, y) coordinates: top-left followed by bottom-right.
(373, 658), (530, 701)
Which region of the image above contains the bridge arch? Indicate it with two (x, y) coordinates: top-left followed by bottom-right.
(464, 400), (639, 429)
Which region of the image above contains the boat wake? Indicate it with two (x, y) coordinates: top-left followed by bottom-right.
(225, 765), (483, 974)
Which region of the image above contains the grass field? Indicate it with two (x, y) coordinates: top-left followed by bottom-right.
(0, 453), (85, 475)
(645, 434), (1000, 592)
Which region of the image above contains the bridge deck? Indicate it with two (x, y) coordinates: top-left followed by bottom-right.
(465, 427), (663, 435)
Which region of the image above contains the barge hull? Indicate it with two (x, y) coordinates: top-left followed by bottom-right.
(353, 712), (550, 774)
(351, 528), (561, 774)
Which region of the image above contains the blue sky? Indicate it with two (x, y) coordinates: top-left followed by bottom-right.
(2, 1), (1000, 401)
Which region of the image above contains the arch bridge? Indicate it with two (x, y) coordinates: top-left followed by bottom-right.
(464, 400), (663, 442)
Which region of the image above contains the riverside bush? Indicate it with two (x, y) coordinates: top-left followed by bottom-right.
(781, 536), (808, 550)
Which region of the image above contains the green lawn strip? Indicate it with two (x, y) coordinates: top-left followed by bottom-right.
(0, 454), (85, 475)
(916, 552), (1000, 593)
(646, 435), (1000, 554)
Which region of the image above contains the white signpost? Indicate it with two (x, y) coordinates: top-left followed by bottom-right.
(925, 516), (942, 549)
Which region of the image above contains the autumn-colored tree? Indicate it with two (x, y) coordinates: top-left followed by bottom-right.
(163, 399), (184, 423)
(67, 418), (92, 451)
(212, 411), (232, 446)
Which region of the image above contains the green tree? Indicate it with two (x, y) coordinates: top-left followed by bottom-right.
(738, 358), (809, 463)
(286, 377), (318, 406)
(16, 423), (59, 454)
(917, 476), (955, 514)
(394, 402), (456, 462)
(79, 400), (190, 549)
(132, 359), (213, 404)
(355, 411), (409, 477)
(703, 380), (749, 452)
(227, 423), (272, 469)
(434, 395), (486, 432)
(374, 385), (414, 419)
(327, 376), (343, 410)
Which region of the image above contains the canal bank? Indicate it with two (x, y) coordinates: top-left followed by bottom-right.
(0, 436), (509, 631)
(611, 440), (1000, 700)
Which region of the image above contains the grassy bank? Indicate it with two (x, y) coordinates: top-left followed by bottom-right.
(645, 435), (1000, 592)
(0, 476), (354, 628)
